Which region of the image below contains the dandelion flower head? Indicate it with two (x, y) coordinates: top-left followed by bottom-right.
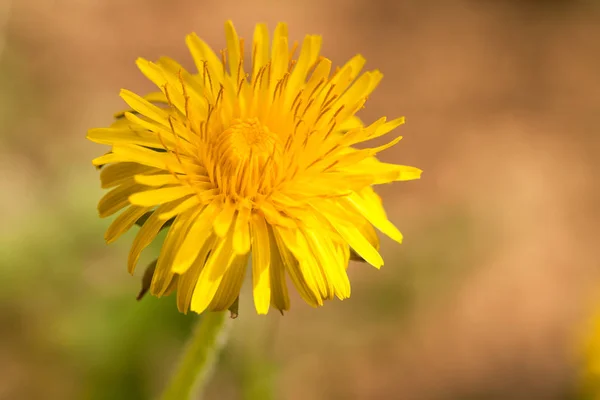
(87, 21), (422, 315)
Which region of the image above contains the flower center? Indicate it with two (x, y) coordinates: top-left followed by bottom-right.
(221, 118), (279, 163)
(214, 118), (282, 198)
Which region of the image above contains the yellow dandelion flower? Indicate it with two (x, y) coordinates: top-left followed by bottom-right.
(87, 21), (421, 315)
(578, 304), (600, 398)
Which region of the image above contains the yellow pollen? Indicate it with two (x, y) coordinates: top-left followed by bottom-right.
(213, 118), (282, 198)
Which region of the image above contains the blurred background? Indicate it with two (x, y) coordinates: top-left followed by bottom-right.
(1, 0), (599, 399)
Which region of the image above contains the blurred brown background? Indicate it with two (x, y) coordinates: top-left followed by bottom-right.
(1, 0), (599, 399)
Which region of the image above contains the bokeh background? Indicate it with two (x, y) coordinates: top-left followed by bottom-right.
(1, 0), (600, 399)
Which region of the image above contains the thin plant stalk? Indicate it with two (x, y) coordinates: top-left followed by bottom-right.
(160, 311), (231, 400)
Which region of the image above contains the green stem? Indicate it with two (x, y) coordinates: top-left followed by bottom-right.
(160, 311), (231, 400)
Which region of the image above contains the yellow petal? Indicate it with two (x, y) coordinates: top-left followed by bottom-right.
(92, 152), (118, 167)
(171, 200), (220, 274)
(134, 174), (182, 187)
(135, 57), (167, 90)
(190, 228), (237, 314)
(150, 210), (197, 296)
(144, 91), (168, 104)
(162, 275), (179, 296)
(258, 201), (296, 228)
(129, 186), (196, 207)
(368, 116), (405, 141)
(335, 68), (371, 109)
(295, 230), (332, 300)
(277, 226), (328, 300)
(135, 58), (186, 113)
(232, 206), (251, 255)
(111, 145), (182, 173)
(337, 115), (363, 132)
(207, 253), (249, 311)
(303, 228), (350, 300)
(105, 205), (152, 244)
(113, 91), (168, 120)
(122, 111), (193, 149)
(252, 23), (270, 81)
(98, 181), (146, 218)
(286, 34), (321, 103)
(327, 217), (384, 268)
(119, 89), (171, 127)
(395, 165), (423, 181)
(186, 32), (224, 91)
(250, 213), (271, 314)
(351, 215), (380, 260)
(272, 226), (322, 307)
(336, 117), (386, 148)
(345, 191), (403, 244)
(213, 200), (236, 237)
(270, 23), (289, 85)
(87, 127), (165, 149)
(224, 20), (242, 79)
(158, 195), (200, 220)
(343, 158), (422, 184)
(332, 54), (366, 88)
(269, 237), (290, 312)
(100, 163), (157, 189)
(306, 58), (331, 96)
(176, 235), (216, 313)
(127, 200), (184, 273)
